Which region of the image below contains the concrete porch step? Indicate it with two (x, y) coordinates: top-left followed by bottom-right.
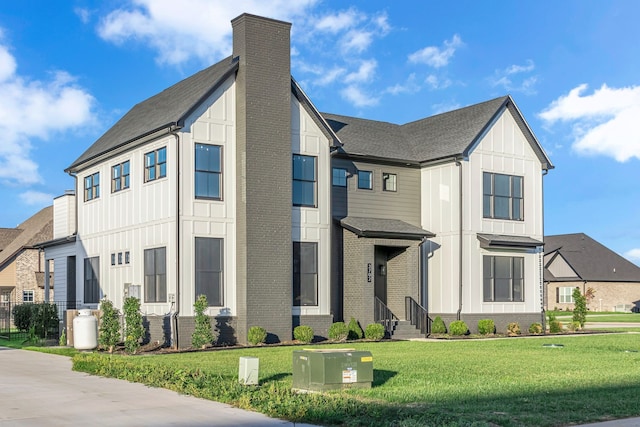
(390, 320), (426, 340)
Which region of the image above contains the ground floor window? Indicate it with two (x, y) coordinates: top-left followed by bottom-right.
(195, 237), (223, 306)
(558, 286), (575, 303)
(144, 247), (167, 303)
(293, 241), (318, 306)
(22, 290), (34, 303)
(84, 257), (100, 304)
(483, 255), (524, 302)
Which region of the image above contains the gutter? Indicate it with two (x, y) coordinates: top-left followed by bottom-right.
(455, 159), (463, 320)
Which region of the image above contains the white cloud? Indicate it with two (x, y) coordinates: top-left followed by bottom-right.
(97, 0), (318, 65)
(425, 74), (452, 90)
(539, 84), (640, 162)
(314, 8), (361, 33)
(431, 101), (461, 115)
(505, 59), (535, 75)
(341, 85), (379, 107)
(625, 248), (640, 262)
(408, 34), (463, 68)
(386, 73), (420, 95)
(341, 29), (373, 54)
(0, 32), (95, 186)
(344, 59), (377, 84)
(74, 7), (91, 24)
(490, 60), (537, 95)
(20, 190), (54, 206)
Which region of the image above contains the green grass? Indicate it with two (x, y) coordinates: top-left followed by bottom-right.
(550, 311), (640, 323)
(72, 334), (640, 426)
(0, 336), (78, 357)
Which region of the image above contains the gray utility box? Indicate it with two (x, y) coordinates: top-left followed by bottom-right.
(292, 349), (373, 392)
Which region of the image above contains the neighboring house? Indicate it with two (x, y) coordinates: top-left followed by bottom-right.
(544, 233), (640, 312)
(0, 206), (54, 304)
(42, 13), (553, 347)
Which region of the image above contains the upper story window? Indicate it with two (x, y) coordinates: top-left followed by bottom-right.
(195, 144), (222, 200)
(358, 170), (372, 190)
(483, 172), (523, 221)
(111, 161), (130, 193)
(145, 147), (167, 182)
(293, 154), (316, 207)
(483, 255), (524, 302)
(332, 168), (347, 187)
(383, 173), (397, 192)
(84, 172), (100, 201)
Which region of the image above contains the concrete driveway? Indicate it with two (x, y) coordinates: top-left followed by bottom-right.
(0, 347), (315, 426)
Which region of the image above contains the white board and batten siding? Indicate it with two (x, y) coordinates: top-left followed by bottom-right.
(422, 108), (545, 314)
(291, 96), (332, 317)
(179, 76), (237, 317)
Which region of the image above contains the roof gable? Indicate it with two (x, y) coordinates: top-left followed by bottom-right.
(0, 206), (53, 268)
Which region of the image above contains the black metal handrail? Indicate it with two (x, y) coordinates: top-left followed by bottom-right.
(374, 297), (398, 336)
(405, 296), (432, 337)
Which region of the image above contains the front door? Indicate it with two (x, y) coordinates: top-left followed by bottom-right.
(374, 247), (388, 304)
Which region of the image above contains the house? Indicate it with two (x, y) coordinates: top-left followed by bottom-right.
(544, 233), (640, 312)
(42, 13), (553, 347)
(0, 206), (54, 304)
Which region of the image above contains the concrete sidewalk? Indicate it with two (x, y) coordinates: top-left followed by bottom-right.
(0, 347), (316, 426)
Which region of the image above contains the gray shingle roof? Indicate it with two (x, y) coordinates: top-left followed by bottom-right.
(67, 56), (239, 172)
(544, 233), (640, 282)
(340, 216), (434, 240)
(0, 206), (53, 268)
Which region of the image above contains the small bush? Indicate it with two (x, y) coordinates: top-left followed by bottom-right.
(477, 319), (495, 335)
(12, 304), (35, 332)
(328, 322), (349, 341)
(449, 320), (468, 336)
(247, 326), (267, 345)
(507, 322), (521, 336)
(364, 323), (385, 341)
(549, 320), (563, 333)
(347, 317), (363, 340)
(192, 295), (216, 349)
(293, 325), (314, 344)
(567, 320), (582, 332)
(123, 296), (144, 354)
(431, 316), (447, 334)
(528, 322), (543, 334)
(99, 298), (121, 353)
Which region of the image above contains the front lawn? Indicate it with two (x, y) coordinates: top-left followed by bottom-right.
(73, 333), (640, 426)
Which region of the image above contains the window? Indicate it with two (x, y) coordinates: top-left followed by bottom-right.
(125, 251), (130, 264)
(483, 172), (523, 220)
(195, 144), (222, 199)
(195, 238), (223, 306)
(483, 256), (524, 302)
(118, 252), (123, 265)
(144, 247), (166, 303)
(332, 168), (347, 187)
(84, 172), (100, 201)
(292, 155), (316, 206)
(22, 290), (34, 303)
(111, 254), (116, 266)
(144, 147), (167, 182)
(111, 161), (130, 192)
(383, 173), (397, 192)
(558, 287), (575, 303)
(84, 257), (100, 304)
(293, 242), (318, 306)
(358, 170), (372, 190)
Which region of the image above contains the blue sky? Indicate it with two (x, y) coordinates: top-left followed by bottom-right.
(0, 1), (639, 264)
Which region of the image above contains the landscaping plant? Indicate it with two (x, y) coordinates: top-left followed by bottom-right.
(192, 295), (216, 349)
(528, 322), (543, 334)
(328, 321), (349, 341)
(573, 287), (588, 328)
(364, 323), (385, 341)
(477, 319), (495, 335)
(99, 298), (121, 353)
(507, 322), (521, 336)
(123, 296), (144, 354)
(247, 326), (267, 345)
(449, 320), (468, 336)
(431, 316), (447, 334)
(347, 317), (363, 340)
(293, 325), (314, 344)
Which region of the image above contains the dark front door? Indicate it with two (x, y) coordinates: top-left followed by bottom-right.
(67, 256), (76, 309)
(374, 247), (388, 304)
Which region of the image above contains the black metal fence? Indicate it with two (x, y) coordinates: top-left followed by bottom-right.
(0, 300), (78, 343)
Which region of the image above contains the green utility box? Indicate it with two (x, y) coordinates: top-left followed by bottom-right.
(292, 349), (373, 392)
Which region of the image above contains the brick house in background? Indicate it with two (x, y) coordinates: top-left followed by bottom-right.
(0, 206), (54, 304)
(42, 13), (553, 347)
(544, 233), (640, 312)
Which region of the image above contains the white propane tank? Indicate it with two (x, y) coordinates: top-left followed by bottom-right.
(73, 309), (98, 350)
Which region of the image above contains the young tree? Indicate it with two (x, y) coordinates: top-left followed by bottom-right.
(192, 295), (215, 349)
(573, 287), (588, 328)
(123, 296), (144, 354)
(99, 298), (121, 353)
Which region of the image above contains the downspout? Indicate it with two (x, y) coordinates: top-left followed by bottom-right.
(171, 131), (181, 349)
(541, 168), (549, 332)
(455, 159), (463, 321)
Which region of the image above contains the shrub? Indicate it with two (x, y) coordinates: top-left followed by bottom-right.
(507, 322), (521, 336)
(528, 322), (543, 334)
(192, 295), (216, 349)
(477, 319), (495, 335)
(32, 303), (59, 339)
(347, 317), (363, 340)
(449, 320), (468, 336)
(364, 323), (385, 341)
(431, 316), (447, 334)
(123, 297), (144, 354)
(328, 322), (349, 341)
(293, 325), (314, 344)
(99, 298), (121, 353)
(573, 287), (587, 328)
(247, 326), (267, 345)
(549, 320), (563, 333)
(567, 320), (582, 332)
(12, 304), (35, 332)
